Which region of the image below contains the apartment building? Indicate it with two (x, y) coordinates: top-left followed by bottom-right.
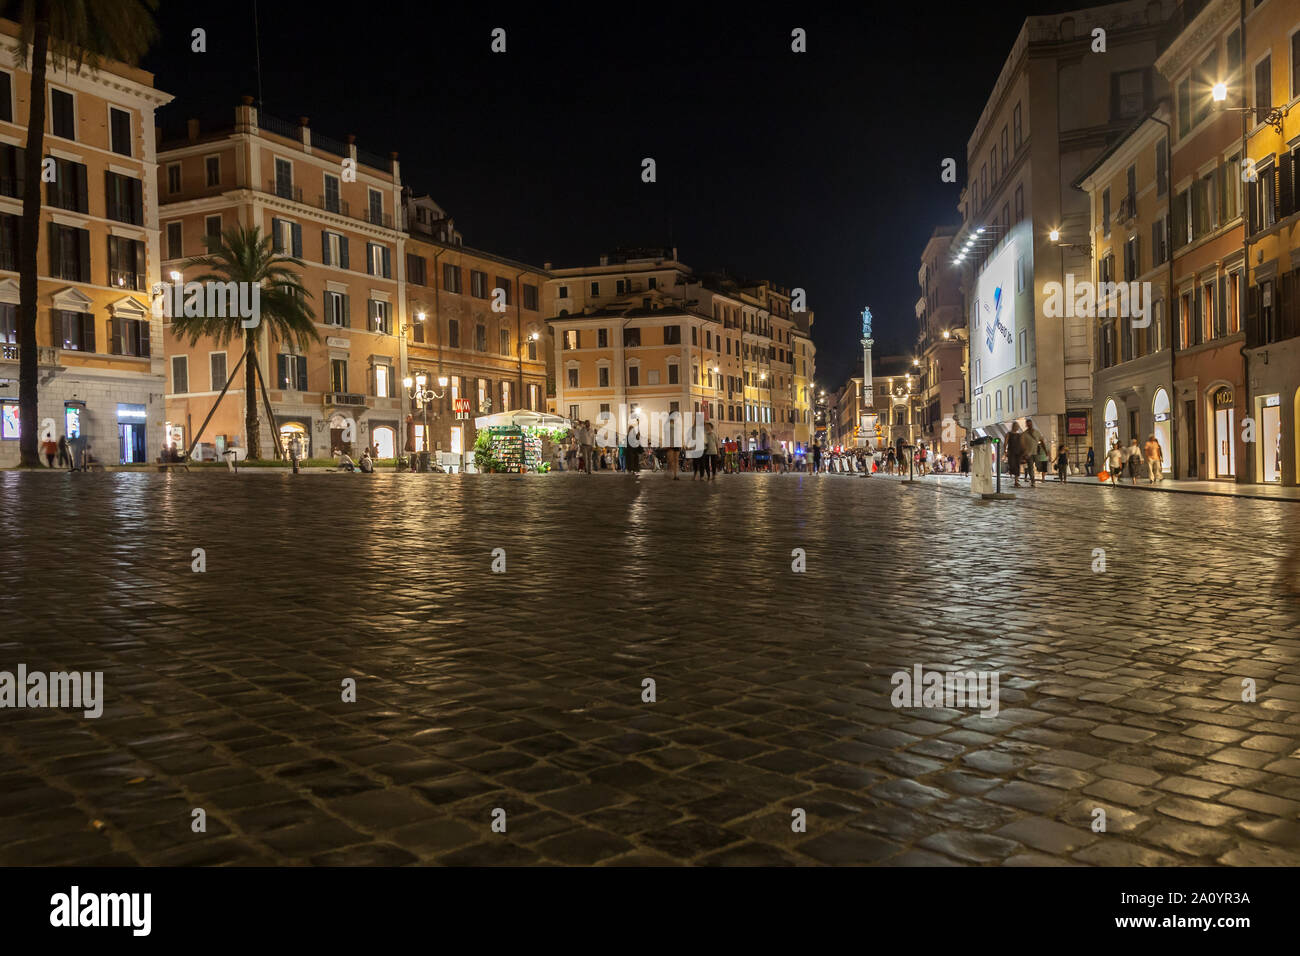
(1239, 0), (1300, 485)
(0, 17), (172, 467)
(158, 99), (405, 459)
(915, 225), (968, 460)
(403, 192), (548, 457)
(1155, 0), (1249, 481)
(955, 0), (1176, 458)
(546, 252), (814, 455)
(1076, 104), (1175, 464)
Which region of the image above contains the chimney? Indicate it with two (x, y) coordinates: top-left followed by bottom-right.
(186, 118), (200, 141)
(599, 255), (608, 266)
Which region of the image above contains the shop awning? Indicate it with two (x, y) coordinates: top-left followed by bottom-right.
(473, 409), (571, 430)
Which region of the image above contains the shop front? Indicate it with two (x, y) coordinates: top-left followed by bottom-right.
(117, 403), (148, 463)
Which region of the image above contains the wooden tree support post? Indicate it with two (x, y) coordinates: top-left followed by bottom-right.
(185, 347), (248, 461)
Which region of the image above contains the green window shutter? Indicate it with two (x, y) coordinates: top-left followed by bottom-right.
(321, 231), (330, 267)
(291, 222), (302, 258)
(382, 246), (391, 278)
(277, 354), (288, 388)
(271, 217), (283, 253)
(340, 237), (349, 270)
(342, 294), (350, 327)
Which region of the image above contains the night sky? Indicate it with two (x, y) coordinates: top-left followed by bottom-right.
(142, 1), (1089, 391)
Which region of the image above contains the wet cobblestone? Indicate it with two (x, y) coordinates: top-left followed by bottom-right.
(0, 471), (1297, 865)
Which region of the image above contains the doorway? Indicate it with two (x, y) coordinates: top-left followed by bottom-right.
(1152, 388), (1171, 476)
(1260, 397), (1281, 483)
(118, 423), (145, 463)
(1212, 387), (1235, 478)
(1184, 399), (1198, 477)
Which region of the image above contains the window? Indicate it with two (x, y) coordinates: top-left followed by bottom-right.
(597, 328), (608, 347)
(527, 336), (537, 360)
(110, 316), (149, 356)
(50, 89), (75, 139)
(448, 319), (460, 348)
(406, 254), (427, 286)
(1156, 138), (1168, 197)
(270, 217), (300, 256)
(276, 353), (307, 391)
(989, 147), (997, 185)
(1012, 102), (1022, 151)
(209, 352), (227, 390)
(1293, 31), (1300, 99)
(443, 263), (462, 293)
(107, 236), (145, 290)
(171, 356), (188, 393)
(627, 366), (639, 387)
(366, 242), (391, 278)
(1152, 215), (1168, 266)
(624, 328), (641, 347)
(1228, 28), (1242, 74)
(1124, 236), (1140, 282)
(205, 155), (220, 187)
(54, 309), (94, 351)
(1102, 188), (1111, 238)
(648, 369), (661, 386)
(590, 280), (600, 296)
(500, 328), (510, 356)
(562, 329), (578, 350)
(598, 366), (609, 387)
(475, 323), (487, 351)
(1016, 255), (1026, 293)
(323, 173), (340, 213)
(567, 368), (578, 388)
(47, 157), (88, 212)
(0, 71), (10, 123)
(1014, 184), (1023, 222)
(1018, 329), (1028, 365)
(0, 302), (14, 344)
(470, 270), (488, 298)
(367, 299), (390, 334)
(1254, 57), (1271, 126)
(1178, 76), (1191, 138)
(980, 164), (987, 206)
(204, 215), (222, 245)
(167, 163), (181, 194)
(109, 107), (132, 157)
(496, 278), (512, 306)
(1228, 273), (1240, 333)
(523, 284), (538, 310)
(1000, 126), (1008, 172)
(49, 225), (90, 281)
(367, 189), (383, 225)
(1221, 152), (1241, 223)
(663, 325), (681, 345)
(557, 285), (569, 298)
(274, 157), (293, 200)
(330, 359), (348, 393)
(374, 363), (391, 398)
(321, 231), (346, 268)
(667, 363), (679, 385)
(324, 290), (348, 326)
(0, 144), (23, 200)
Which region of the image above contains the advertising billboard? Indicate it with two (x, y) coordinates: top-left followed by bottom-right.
(974, 237), (1017, 383)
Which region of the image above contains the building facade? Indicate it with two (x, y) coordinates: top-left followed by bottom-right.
(0, 18), (172, 467)
(956, 0), (1176, 459)
(1155, 0), (1249, 482)
(915, 226), (968, 460)
(158, 100), (405, 460)
(1239, 0), (1300, 485)
(1077, 105), (1175, 468)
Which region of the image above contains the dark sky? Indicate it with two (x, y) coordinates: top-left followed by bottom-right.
(143, 0), (1088, 390)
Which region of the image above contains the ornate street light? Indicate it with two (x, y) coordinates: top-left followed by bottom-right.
(404, 371), (449, 464)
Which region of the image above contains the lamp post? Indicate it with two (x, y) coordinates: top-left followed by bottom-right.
(403, 371), (448, 471)
(519, 330), (540, 410)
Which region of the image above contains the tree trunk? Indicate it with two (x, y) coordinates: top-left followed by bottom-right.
(244, 330), (261, 459)
(17, 1), (50, 468)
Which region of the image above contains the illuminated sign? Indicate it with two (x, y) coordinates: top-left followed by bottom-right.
(1, 402), (18, 439)
(64, 404), (82, 438)
(117, 403), (147, 422)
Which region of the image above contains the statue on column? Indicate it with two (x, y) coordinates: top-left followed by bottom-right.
(861, 307), (873, 340)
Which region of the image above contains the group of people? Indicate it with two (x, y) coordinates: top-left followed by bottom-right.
(558, 420), (724, 480)
(40, 435), (96, 471)
(1101, 435), (1164, 484)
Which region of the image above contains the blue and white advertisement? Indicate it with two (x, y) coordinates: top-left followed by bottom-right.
(975, 235), (1018, 383)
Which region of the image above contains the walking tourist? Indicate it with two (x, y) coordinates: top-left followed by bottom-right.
(1005, 423), (1023, 488)
(1106, 441), (1123, 484)
(1055, 443), (1069, 482)
(1144, 434), (1163, 483)
(1085, 445), (1095, 476)
(1126, 437), (1143, 484)
(289, 434), (303, 474)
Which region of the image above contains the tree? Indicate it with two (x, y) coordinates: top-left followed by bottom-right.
(10, 0), (158, 467)
(170, 225), (319, 459)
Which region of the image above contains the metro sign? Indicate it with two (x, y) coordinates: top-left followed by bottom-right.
(453, 398), (472, 420)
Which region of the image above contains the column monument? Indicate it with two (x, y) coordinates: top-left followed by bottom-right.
(859, 307), (878, 451)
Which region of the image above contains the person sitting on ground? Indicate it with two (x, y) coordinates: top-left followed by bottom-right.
(359, 449), (374, 473)
(336, 450), (356, 472)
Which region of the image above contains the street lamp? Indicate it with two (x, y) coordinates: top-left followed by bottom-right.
(1212, 80), (1288, 134)
(404, 371), (449, 468)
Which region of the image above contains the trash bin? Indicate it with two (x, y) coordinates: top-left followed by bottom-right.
(416, 451), (431, 473)
(970, 436), (996, 496)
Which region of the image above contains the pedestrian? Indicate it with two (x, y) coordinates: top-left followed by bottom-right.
(42, 435), (57, 468)
(1144, 434), (1163, 483)
(886, 446), (896, 475)
(1106, 440), (1124, 484)
(1085, 445), (1095, 477)
(582, 421), (596, 475)
(960, 444), (970, 474)
(812, 442), (822, 474)
(57, 435), (71, 470)
(705, 421), (720, 480)
(665, 435), (680, 480)
(1056, 443), (1069, 482)
(1020, 419), (1044, 488)
(626, 435), (640, 474)
(1126, 437), (1143, 484)
(288, 434), (303, 474)
(1005, 422), (1024, 487)
(917, 443), (928, 475)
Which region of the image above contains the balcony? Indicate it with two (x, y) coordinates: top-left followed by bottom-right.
(1, 344), (59, 365)
(318, 194), (349, 217)
(324, 392), (367, 407)
(267, 179), (304, 203)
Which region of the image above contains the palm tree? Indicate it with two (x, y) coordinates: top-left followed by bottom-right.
(171, 225), (319, 460)
(10, 0), (158, 467)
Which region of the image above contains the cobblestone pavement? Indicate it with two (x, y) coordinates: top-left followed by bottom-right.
(1, 471), (1297, 866)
